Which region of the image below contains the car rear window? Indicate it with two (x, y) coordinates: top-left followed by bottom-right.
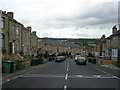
(79, 58), (85, 60)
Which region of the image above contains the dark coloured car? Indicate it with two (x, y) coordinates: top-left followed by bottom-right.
(55, 56), (65, 62)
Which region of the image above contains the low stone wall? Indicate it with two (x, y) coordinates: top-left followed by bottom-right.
(97, 58), (112, 65)
(96, 59), (101, 65)
(24, 60), (30, 67)
(101, 60), (112, 65)
(44, 58), (49, 63)
(111, 57), (118, 66)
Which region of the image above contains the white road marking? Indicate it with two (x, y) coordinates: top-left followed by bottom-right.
(95, 75), (101, 78)
(6, 79), (10, 82)
(95, 68), (120, 80)
(75, 75), (119, 79)
(64, 85), (67, 90)
(67, 60), (69, 67)
(67, 67), (69, 72)
(65, 73), (68, 80)
(19, 75), (23, 77)
(65, 60), (69, 80)
(0, 78), (11, 85)
(12, 76), (20, 79)
(76, 75), (83, 77)
(1, 74), (22, 84)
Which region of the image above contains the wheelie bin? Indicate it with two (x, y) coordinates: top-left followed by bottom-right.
(16, 60), (24, 70)
(2, 61), (14, 73)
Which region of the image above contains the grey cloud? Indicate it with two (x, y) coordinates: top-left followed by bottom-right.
(52, 2), (118, 29)
(77, 2), (117, 26)
(1, 0), (118, 38)
(22, 2), (118, 31)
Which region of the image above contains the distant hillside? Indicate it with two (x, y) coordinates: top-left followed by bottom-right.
(41, 38), (100, 46)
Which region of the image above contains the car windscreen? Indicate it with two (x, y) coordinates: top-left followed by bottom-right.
(75, 55), (80, 58)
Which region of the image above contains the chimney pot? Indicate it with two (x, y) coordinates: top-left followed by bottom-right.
(7, 12), (14, 18)
(112, 25), (117, 34)
(27, 26), (32, 32)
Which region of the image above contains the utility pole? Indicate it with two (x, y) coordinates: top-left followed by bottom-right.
(0, 9), (2, 90)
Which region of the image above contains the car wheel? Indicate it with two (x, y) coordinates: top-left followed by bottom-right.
(76, 63), (79, 65)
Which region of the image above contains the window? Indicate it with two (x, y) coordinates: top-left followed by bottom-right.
(16, 26), (19, 35)
(1, 38), (4, 48)
(16, 39), (20, 51)
(112, 49), (118, 57)
(1, 17), (5, 28)
(12, 25), (15, 35)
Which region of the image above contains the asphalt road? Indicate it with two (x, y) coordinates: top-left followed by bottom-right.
(2, 58), (120, 90)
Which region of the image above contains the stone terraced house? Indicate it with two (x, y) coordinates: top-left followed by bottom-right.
(98, 25), (120, 66)
(1, 10), (39, 57)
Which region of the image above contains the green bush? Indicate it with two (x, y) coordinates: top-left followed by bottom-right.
(58, 52), (66, 56)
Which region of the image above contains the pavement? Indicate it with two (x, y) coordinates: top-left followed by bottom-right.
(2, 61), (53, 83)
(1, 58), (120, 90)
(101, 64), (120, 70)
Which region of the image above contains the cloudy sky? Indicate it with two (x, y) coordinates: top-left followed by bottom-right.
(0, 0), (119, 38)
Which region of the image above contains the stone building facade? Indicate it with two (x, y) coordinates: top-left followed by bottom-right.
(1, 10), (39, 57)
(22, 26), (31, 56)
(1, 11), (9, 54)
(30, 31), (38, 57)
(37, 38), (82, 56)
(1, 10), (85, 59)
(97, 25), (120, 66)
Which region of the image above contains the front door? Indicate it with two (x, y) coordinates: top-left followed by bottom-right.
(117, 49), (120, 67)
(9, 42), (12, 54)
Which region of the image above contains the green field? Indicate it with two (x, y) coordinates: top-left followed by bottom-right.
(41, 38), (100, 46)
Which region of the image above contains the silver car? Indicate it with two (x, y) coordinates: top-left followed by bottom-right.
(74, 55), (81, 62)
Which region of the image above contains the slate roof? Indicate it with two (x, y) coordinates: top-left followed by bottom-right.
(39, 38), (81, 48)
(106, 30), (120, 39)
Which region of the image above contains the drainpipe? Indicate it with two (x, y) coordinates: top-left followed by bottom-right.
(12, 41), (15, 54)
(100, 43), (102, 56)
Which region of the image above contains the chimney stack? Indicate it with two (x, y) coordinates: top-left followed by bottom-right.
(7, 12), (14, 19)
(112, 25), (117, 34)
(4, 11), (6, 14)
(100, 34), (106, 43)
(102, 34), (105, 38)
(32, 31), (36, 36)
(26, 26), (32, 32)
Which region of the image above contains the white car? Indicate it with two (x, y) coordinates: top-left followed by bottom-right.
(74, 55), (81, 62)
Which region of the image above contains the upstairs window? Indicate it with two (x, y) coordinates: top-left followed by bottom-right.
(12, 25), (15, 35)
(1, 17), (5, 29)
(16, 26), (19, 35)
(112, 49), (118, 57)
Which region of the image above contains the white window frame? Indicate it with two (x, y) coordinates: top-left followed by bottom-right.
(16, 26), (19, 35)
(112, 49), (118, 57)
(1, 17), (5, 29)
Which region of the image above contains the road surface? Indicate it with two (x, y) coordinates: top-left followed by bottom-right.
(2, 58), (120, 90)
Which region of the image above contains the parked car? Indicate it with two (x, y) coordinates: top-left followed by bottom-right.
(76, 57), (87, 65)
(61, 56), (66, 61)
(55, 56), (65, 62)
(74, 55), (81, 62)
